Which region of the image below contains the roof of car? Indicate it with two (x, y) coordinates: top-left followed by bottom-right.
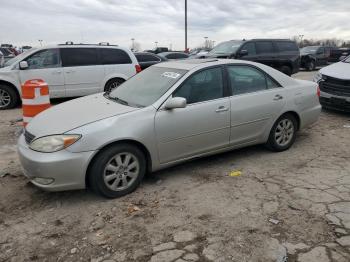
(158, 52), (189, 55)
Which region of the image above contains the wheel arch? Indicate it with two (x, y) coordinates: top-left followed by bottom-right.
(103, 77), (126, 91)
(0, 80), (21, 99)
(85, 139), (152, 188)
(279, 111), (301, 130)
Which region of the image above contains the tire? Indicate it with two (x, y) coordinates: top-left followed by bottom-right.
(0, 84), (19, 110)
(104, 78), (125, 93)
(306, 60), (316, 71)
(266, 114), (298, 152)
(88, 144), (146, 198)
(280, 66), (292, 76)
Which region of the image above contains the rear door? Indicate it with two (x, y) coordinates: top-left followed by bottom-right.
(61, 47), (104, 97)
(255, 41), (276, 68)
(227, 65), (286, 145)
(19, 48), (65, 98)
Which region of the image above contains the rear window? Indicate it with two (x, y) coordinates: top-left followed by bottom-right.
(61, 48), (98, 67)
(135, 53), (161, 62)
(167, 53), (189, 59)
(100, 48), (132, 64)
(255, 42), (274, 54)
(276, 41), (299, 52)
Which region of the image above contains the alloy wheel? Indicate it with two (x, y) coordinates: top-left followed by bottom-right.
(274, 119), (294, 147)
(103, 152), (140, 191)
(0, 89), (11, 108)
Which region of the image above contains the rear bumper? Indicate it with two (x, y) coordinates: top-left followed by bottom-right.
(17, 134), (95, 192)
(299, 104), (322, 129)
(319, 92), (350, 112)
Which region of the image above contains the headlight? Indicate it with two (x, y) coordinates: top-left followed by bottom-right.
(29, 134), (81, 153)
(313, 72), (323, 83)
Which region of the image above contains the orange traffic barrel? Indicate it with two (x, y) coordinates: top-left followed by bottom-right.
(21, 79), (51, 127)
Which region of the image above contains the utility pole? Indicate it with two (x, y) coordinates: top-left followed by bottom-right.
(131, 38), (135, 50)
(204, 36), (208, 48)
(155, 41), (158, 48)
(185, 0), (187, 51)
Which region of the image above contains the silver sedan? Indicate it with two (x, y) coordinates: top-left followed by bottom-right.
(18, 59), (321, 198)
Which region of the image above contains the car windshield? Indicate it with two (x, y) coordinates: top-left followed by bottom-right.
(107, 66), (188, 107)
(3, 48), (38, 67)
(343, 56), (350, 63)
(209, 41), (243, 54)
(301, 46), (319, 54)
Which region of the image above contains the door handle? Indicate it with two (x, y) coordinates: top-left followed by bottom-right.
(65, 70), (75, 74)
(52, 70), (62, 75)
(273, 94), (283, 101)
(215, 106), (229, 113)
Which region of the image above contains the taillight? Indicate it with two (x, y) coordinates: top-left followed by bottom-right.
(317, 86), (320, 97)
(135, 64), (142, 73)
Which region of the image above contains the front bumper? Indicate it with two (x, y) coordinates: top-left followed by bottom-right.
(17, 134), (96, 191)
(320, 92), (350, 112)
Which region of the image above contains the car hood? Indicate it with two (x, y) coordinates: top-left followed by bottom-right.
(26, 93), (139, 137)
(320, 62), (350, 80)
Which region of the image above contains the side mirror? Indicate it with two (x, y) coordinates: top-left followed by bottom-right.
(164, 97), (187, 110)
(239, 50), (248, 57)
(19, 61), (29, 70)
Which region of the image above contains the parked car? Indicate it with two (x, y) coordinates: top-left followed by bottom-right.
(329, 48), (350, 63)
(18, 59), (321, 198)
(205, 39), (300, 76)
(0, 43), (141, 109)
(189, 48), (210, 59)
(0, 47), (15, 62)
(158, 52), (189, 60)
(314, 56), (350, 112)
(0, 51), (4, 68)
(134, 52), (167, 70)
(146, 47), (169, 54)
(300, 46), (332, 71)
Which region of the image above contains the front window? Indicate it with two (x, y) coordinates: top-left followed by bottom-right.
(108, 67), (187, 107)
(25, 49), (60, 69)
(301, 46), (319, 54)
(209, 41), (243, 54)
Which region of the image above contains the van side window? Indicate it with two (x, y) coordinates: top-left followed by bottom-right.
(100, 48), (132, 64)
(276, 41), (299, 52)
(61, 48), (98, 67)
(241, 42), (256, 55)
(25, 49), (60, 69)
(256, 42), (274, 54)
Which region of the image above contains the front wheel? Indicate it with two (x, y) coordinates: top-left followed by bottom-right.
(88, 144), (146, 198)
(0, 85), (19, 110)
(306, 60), (316, 71)
(266, 114), (297, 152)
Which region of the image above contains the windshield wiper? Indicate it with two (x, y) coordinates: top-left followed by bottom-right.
(104, 94), (145, 108)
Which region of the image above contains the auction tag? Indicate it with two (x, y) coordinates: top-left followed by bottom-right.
(162, 72), (181, 79)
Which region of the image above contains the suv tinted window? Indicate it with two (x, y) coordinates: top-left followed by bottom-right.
(167, 53), (188, 59)
(241, 42), (256, 55)
(135, 53), (161, 62)
(276, 41), (298, 52)
(100, 48), (132, 64)
(61, 48), (98, 67)
(25, 49), (60, 69)
(173, 67), (223, 104)
(228, 66), (278, 95)
(256, 41), (274, 54)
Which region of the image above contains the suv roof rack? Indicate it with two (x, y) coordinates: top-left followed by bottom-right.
(58, 41), (118, 47)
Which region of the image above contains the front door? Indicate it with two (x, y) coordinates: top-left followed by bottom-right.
(19, 48), (65, 98)
(226, 65), (286, 145)
(155, 67), (231, 164)
(60, 48), (104, 97)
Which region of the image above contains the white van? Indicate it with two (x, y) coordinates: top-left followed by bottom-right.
(0, 43), (141, 109)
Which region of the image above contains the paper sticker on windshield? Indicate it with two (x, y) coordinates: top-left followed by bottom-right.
(162, 72), (181, 79)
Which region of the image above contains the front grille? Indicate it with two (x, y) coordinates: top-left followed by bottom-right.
(320, 76), (350, 97)
(24, 130), (35, 144)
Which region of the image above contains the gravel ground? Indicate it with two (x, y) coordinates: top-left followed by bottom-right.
(1, 71), (350, 262)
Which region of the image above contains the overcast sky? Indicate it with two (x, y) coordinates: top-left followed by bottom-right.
(1, 0), (350, 50)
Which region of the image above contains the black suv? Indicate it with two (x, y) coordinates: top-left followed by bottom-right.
(205, 39), (300, 76)
(300, 46), (331, 71)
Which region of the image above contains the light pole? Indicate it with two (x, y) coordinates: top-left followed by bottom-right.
(185, 0), (187, 51)
(204, 36), (208, 48)
(38, 39), (43, 46)
(131, 38), (135, 50)
(299, 34), (304, 47)
(155, 41), (158, 48)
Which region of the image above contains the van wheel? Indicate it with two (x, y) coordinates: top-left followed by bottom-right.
(306, 60), (316, 71)
(0, 84), (19, 110)
(280, 66), (292, 76)
(104, 78), (125, 93)
(266, 114), (297, 152)
(88, 144), (146, 198)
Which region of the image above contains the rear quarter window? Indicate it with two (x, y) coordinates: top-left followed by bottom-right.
(100, 48), (132, 64)
(276, 41), (299, 52)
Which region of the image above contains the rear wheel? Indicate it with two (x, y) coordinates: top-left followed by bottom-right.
(266, 114), (297, 152)
(280, 66), (292, 76)
(104, 78), (125, 93)
(88, 144), (146, 198)
(0, 84), (19, 110)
